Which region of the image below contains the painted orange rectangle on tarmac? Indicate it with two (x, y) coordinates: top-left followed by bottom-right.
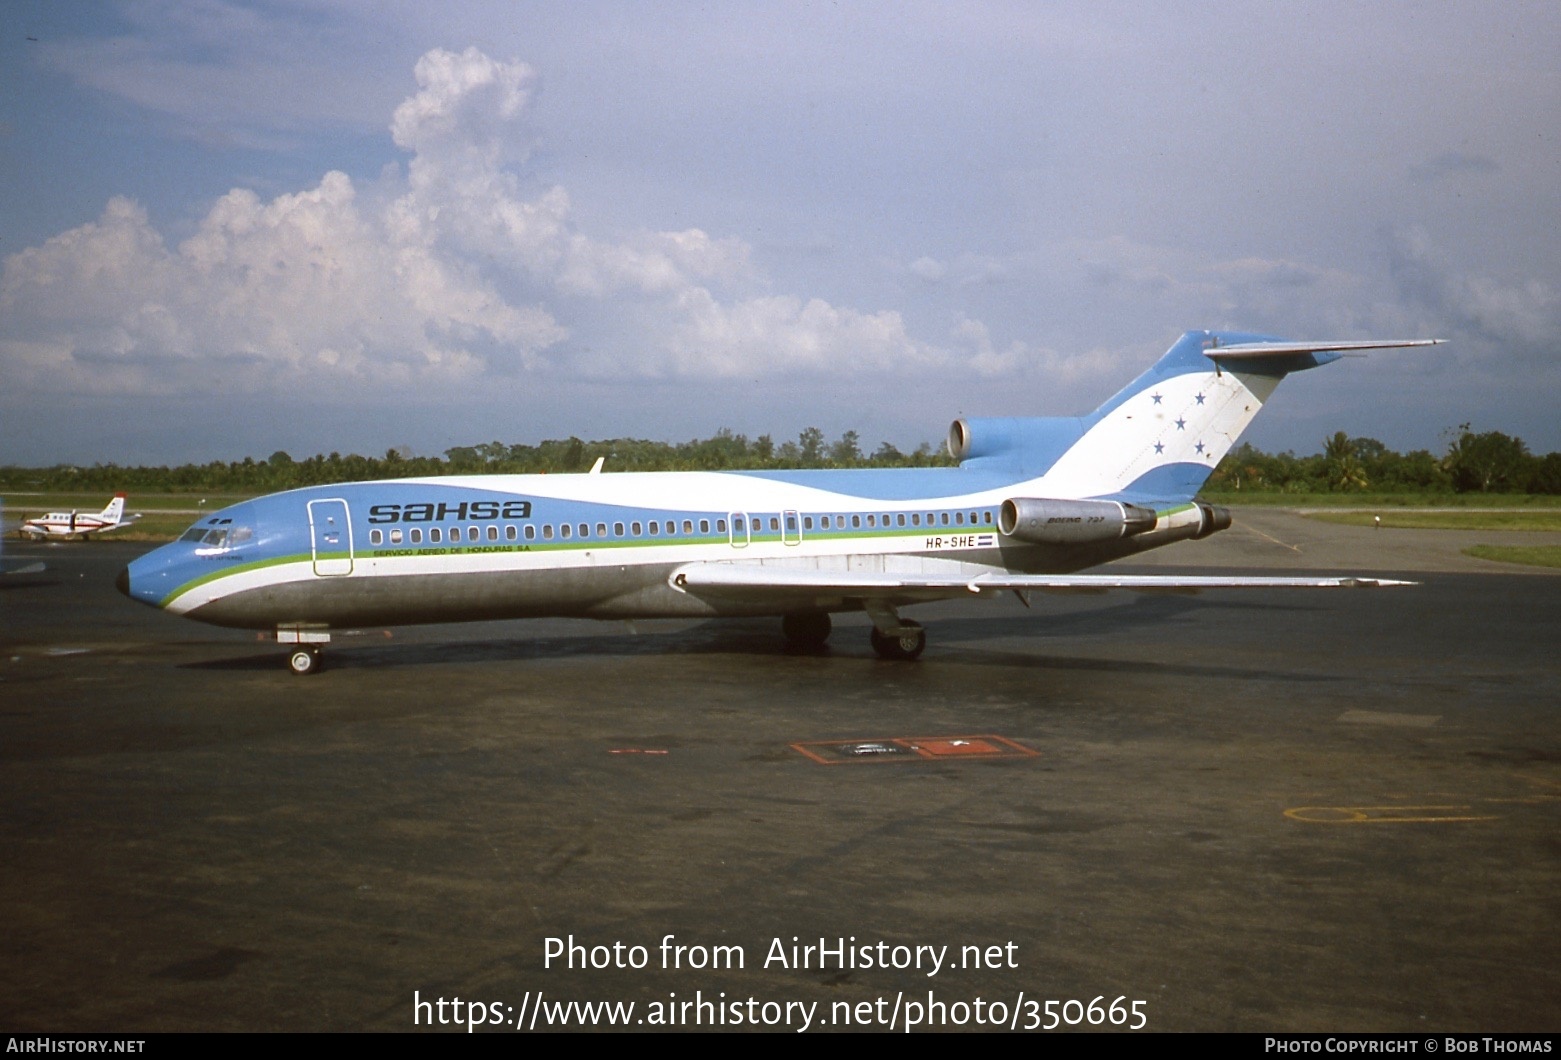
(914, 738), (1001, 756)
(791, 734), (1038, 765)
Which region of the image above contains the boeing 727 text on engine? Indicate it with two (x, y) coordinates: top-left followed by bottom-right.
(118, 331), (1436, 674)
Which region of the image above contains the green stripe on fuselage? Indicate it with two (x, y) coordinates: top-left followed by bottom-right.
(162, 524), (1006, 608)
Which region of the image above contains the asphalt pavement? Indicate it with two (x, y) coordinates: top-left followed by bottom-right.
(1, 513), (1557, 1032)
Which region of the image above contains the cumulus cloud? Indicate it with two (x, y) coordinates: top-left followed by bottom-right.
(4, 46), (1023, 400)
(391, 46), (536, 158)
(661, 290), (936, 377)
(1, 172), (562, 396)
(948, 316), (1032, 376)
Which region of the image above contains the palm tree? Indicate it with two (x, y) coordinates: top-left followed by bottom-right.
(1324, 432), (1368, 491)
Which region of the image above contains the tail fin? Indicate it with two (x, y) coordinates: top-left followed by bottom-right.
(1052, 331), (1441, 501)
(100, 494), (126, 525)
(954, 331), (1439, 504)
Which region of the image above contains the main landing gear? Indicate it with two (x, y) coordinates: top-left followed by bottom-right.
(869, 619), (925, 661)
(779, 605), (927, 661)
(864, 600), (926, 661)
(781, 611), (833, 650)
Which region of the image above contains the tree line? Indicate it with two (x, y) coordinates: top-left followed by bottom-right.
(0, 428), (951, 493)
(1207, 427), (1561, 495)
(3, 425), (1557, 496)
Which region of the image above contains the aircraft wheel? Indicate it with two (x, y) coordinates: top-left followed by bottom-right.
(287, 647), (323, 676)
(870, 620), (925, 661)
(781, 611), (832, 648)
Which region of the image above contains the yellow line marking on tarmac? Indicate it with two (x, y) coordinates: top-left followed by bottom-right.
(1338, 709), (1440, 727)
(1238, 521), (1303, 553)
(1517, 773), (1561, 792)
(1285, 805), (1499, 824)
(1287, 777), (1560, 823)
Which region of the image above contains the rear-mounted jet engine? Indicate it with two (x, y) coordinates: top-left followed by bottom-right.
(999, 498), (1159, 545)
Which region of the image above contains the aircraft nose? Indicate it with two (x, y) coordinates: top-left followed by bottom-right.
(115, 566), (130, 598)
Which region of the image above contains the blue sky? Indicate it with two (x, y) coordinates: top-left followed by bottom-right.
(3, 1), (1558, 466)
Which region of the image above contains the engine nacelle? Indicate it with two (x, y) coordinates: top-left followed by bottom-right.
(999, 498), (1158, 545)
(947, 416), (1087, 465)
(1193, 503), (1232, 539)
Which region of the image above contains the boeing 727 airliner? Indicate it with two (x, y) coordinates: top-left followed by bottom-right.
(118, 330), (1436, 674)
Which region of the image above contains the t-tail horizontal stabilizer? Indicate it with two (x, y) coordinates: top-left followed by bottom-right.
(996, 332), (1444, 502)
(1205, 338), (1443, 360)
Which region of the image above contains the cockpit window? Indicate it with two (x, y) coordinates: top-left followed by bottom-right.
(184, 523), (254, 551)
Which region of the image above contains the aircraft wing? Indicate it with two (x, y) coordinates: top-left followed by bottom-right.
(2, 562), (47, 576)
(671, 562), (1415, 603)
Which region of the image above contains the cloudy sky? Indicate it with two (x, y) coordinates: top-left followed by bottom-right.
(3, 1), (1558, 467)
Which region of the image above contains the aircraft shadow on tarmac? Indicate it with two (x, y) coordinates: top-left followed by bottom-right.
(178, 591), (1341, 685)
(935, 590), (1321, 639)
(0, 574), (60, 590)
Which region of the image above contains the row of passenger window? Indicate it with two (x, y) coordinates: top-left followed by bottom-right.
(807, 509), (993, 531)
(370, 517), (742, 547)
(366, 509), (996, 548)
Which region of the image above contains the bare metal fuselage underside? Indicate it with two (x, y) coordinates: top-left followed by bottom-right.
(183, 534), (1168, 630)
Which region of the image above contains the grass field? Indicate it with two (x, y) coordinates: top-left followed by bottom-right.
(1304, 510), (1561, 531)
(1202, 490), (1561, 509)
(2, 491), (255, 511)
(1463, 545), (1561, 569)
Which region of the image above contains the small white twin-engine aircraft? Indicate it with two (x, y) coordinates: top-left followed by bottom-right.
(20, 494), (139, 541)
(119, 330), (1437, 674)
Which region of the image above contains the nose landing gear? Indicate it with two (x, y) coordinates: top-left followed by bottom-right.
(287, 646), (322, 675)
(278, 629), (330, 675)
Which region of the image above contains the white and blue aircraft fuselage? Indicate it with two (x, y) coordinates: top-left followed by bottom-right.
(118, 331), (1435, 674)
